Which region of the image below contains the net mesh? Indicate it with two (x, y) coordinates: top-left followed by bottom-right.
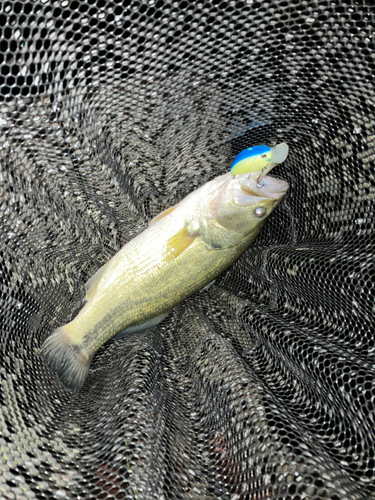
(1, 1), (375, 499)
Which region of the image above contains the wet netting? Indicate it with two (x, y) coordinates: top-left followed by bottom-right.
(1, 1), (375, 499)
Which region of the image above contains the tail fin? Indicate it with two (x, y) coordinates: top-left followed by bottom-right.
(39, 326), (92, 393)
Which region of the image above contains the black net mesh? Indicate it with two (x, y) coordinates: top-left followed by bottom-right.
(1, 1), (375, 499)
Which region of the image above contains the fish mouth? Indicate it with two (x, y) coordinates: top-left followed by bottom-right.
(240, 174), (289, 200)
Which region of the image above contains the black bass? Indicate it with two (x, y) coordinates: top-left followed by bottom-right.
(40, 169), (289, 392)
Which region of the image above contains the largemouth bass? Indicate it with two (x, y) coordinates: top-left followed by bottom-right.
(40, 169), (289, 392)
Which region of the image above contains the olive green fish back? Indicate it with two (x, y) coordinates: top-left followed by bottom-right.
(0, 1), (374, 499)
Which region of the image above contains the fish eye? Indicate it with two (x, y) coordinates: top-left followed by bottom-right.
(261, 153), (267, 158)
(254, 207), (266, 218)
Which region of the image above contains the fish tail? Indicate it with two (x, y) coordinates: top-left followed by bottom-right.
(39, 325), (92, 393)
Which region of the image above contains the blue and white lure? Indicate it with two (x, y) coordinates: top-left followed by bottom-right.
(231, 143), (289, 182)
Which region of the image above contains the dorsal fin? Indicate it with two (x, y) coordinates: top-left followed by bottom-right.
(149, 205), (176, 226)
(85, 262), (109, 301)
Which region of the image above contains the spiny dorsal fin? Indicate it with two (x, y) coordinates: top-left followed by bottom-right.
(85, 262), (109, 301)
(149, 205), (176, 226)
(163, 226), (196, 262)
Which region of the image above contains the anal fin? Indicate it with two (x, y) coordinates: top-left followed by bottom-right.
(200, 279), (216, 292)
(114, 311), (171, 338)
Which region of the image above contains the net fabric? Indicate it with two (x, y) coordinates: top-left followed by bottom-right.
(0, 0), (374, 499)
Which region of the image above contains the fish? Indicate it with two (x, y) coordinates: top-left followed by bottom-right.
(230, 143), (289, 178)
(40, 167), (289, 392)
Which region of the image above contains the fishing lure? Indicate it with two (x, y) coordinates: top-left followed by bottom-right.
(231, 143), (289, 181)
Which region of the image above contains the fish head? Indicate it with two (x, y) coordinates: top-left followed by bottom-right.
(206, 170), (289, 242)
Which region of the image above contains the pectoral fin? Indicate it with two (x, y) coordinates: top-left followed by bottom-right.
(85, 262), (109, 300)
(164, 226), (197, 261)
(149, 205), (177, 226)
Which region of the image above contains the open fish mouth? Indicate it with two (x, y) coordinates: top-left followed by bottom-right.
(240, 173), (289, 200)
